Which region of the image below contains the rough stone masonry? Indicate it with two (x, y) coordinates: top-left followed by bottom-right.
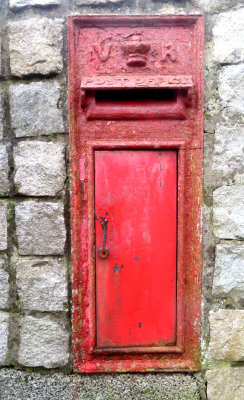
(0, 0), (244, 399)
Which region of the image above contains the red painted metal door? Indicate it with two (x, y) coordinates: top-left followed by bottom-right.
(95, 150), (177, 350)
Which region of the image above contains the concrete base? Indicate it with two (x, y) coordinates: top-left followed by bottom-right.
(0, 368), (202, 400)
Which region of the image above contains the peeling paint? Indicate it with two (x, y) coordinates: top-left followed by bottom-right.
(68, 15), (204, 373)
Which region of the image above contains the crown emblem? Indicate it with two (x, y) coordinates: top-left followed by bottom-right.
(121, 35), (151, 67)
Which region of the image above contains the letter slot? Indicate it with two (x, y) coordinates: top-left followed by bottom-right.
(84, 89), (187, 120)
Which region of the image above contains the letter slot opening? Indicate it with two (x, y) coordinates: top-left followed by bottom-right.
(85, 89), (187, 120)
(95, 88), (176, 103)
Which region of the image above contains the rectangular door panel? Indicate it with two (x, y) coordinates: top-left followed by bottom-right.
(95, 150), (177, 349)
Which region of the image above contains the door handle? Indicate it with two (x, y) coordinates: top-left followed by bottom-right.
(98, 218), (110, 259)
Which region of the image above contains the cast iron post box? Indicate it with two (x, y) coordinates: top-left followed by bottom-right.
(68, 15), (204, 373)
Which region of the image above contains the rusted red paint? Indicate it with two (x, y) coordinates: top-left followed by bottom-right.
(68, 15), (204, 373)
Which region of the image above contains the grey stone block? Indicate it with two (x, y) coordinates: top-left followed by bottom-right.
(10, 0), (61, 9)
(10, 81), (64, 138)
(16, 257), (68, 311)
(191, 0), (241, 13)
(213, 244), (244, 298)
(0, 202), (7, 251)
(15, 201), (66, 255)
(219, 64), (244, 121)
(8, 18), (63, 77)
(0, 145), (10, 196)
(14, 141), (66, 196)
(0, 257), (9, 309)
(213, 124), (244, 178)
(0, 91), (3, 140)
(18, 315), (69, 368)
(209, 309), (244, 361)
(76, 0), (124, 4)
(213, 8), (244, 63)
(0, 312), (9, 365)
(0, 37), (2, 77)
(213, 185), (244, 239)
(207, 367), (244, 400)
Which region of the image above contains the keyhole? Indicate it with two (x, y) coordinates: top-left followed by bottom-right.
(98, 247), (110, 259)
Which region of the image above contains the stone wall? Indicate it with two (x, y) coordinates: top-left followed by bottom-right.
(0, 0), (243, 399)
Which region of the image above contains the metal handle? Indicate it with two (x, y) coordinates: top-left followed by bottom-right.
(98, 218), (110, 259)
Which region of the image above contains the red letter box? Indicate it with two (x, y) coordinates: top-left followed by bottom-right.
(68, 16), (204, 373)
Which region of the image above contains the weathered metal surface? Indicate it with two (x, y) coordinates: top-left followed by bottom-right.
(68, 15), (204, 373)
